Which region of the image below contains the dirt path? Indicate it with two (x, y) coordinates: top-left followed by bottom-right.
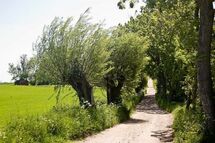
(76, 79), (173, 143)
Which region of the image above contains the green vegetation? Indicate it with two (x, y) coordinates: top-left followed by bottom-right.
(105, 32), (148, 104)
(34, 10), (111, 106)
(0, 85), (107, 127)
(0, 88), (142, 142)
(0, 85), (56, 126)
(2, 7), (148, 142)
(2, 0), (214, 142)
(155, 96), (205, 143)
(173, 106), (204, 143)
(119, 0), (215, 141)
(0, 105), (127, 142)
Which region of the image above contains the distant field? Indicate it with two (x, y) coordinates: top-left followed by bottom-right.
(0, 85), (106, 127)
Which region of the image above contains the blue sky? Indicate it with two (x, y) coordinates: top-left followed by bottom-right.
(0, 0), (143, 82)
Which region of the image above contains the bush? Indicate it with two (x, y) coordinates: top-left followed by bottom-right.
(0, 93), (142, 143)
(173, 106), (204, 143)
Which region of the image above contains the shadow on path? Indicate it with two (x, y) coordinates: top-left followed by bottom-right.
(151, 125), (174, 142)
(136, 95), (169, 114)
(123, 118), (148, 124)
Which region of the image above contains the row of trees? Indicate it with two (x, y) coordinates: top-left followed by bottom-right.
(118, 0), (215, 137)
(10, 9), (148, 106)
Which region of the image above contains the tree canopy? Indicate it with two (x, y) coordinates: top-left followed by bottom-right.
(34, 10), (111, 106)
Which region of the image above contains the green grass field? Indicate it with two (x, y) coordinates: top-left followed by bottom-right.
(0, 84), (106, 127)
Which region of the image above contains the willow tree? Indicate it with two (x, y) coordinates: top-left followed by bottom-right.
(106, 31), (148, 104)
(35, 11), (111, 106)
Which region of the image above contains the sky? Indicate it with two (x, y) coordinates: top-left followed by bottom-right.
(0, 0), (143, 82)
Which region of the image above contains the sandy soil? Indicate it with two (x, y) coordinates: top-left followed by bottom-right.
(76, 79), (173, 143)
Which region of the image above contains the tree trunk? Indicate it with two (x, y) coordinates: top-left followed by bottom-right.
(197, 0), (215, 134)
(106, 76), (125, 104)
(82, 79), (94, 106)
(69, 78), (95, 107)
(157, 70), (167, 98)
(107, 83), (122, 104)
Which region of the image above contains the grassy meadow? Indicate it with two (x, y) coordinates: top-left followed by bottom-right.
(0, 84), (106, 127)
(0, 84), (136, 142)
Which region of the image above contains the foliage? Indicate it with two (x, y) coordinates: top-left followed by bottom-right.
(121, 89), (143, 113)
(35, 11), (110, 86)
(105, 30), (148, 104)
(121, 0), (215, 136)
(108, 32), (148, 89)
(123, 0), (198, 102)
(117, 0), (138, 9)
(26, 57), (51, 85)
(34, 10), (111, 105)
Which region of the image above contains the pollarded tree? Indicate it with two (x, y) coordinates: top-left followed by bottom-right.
(34, 10), (111, 106)
(106, 31), (148, 104)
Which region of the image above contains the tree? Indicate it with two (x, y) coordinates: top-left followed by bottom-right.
(8, 54), (30, 85)
(197, 0), (215, 135)
(106, 31), (148, 104)
(35, 10), (111, 106)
